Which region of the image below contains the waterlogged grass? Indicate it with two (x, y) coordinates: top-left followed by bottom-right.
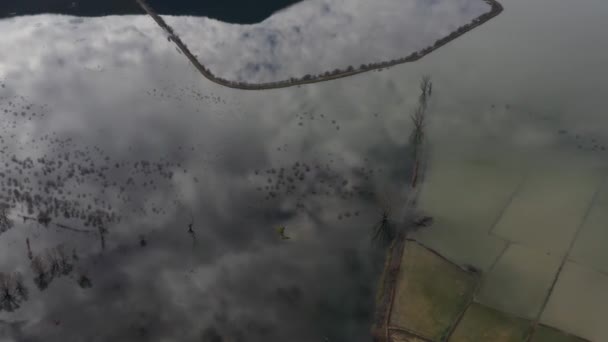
(475, 244), (562, 319)
(492, 158), (604, 254)
(449, 303), (530, 342)
(385, 243), (591, 342)
(416, 155), (524, 234)
(390, 241), (477, 340)
(570, 177), (608, 274)
(411, 224), (508, 272)
(541, 261), (608, 341)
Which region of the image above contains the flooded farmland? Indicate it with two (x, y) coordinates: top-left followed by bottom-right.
(1, 0), (608, 340)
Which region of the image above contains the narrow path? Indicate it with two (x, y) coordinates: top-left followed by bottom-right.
(375, 82), (432, 342)
(134, 0), (503, 91)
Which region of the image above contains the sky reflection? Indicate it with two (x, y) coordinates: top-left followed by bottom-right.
(0, 11), (424, 342)
(160, 0), (491, 83)
(2, 0), (608, 339)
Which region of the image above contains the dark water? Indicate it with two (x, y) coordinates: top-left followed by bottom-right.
(0, 0), (303, 24)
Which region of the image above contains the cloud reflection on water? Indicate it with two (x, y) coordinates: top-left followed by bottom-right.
(160, 0), (490, 83)
(0, 10), (428, 341)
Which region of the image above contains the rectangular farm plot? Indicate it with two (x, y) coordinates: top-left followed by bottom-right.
(448, 303), (530, 342)
(541, 261), (608, 342)
(410, 225), (508, 272)
(390, 329), (434, 342)
(491, 162), (603, 254)
(529, 325), (591, 342)
(418, 156), (524, 233)
(569, 176), (608, 274)
(475, 243), (561, 319)
(390, 241), (477, 341)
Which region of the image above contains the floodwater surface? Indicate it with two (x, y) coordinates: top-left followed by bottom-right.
(0, 0), (607, 340)
(0, 13), (416, 341)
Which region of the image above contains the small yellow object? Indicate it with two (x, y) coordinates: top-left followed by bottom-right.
(276, 226), (290, 240)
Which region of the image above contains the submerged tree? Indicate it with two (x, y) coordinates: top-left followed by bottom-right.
(409, 76), (433, 159)
(72, 248), (79, 262)
(409, 76), (434, 190)
(77, 274), (92, 289)
(31, 255), (50, 290)
(0, 203), (13, 234)
(371, 77), (434, 245)
(36, 210), (51, 227)
(55, 244), (74, 276)
(0, 276), (19, 312)
(14, 273), (28, 301)
(371, 208), (395, 246)
(0, 272), (29, 312)
(98, 226), (107, 251)
(29, 244), (77, 291)
(187, 214), (197, 247)
(26, 238), (33, 260)
(46, 250), (61, 278)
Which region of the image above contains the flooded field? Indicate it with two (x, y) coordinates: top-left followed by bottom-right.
(1, 0), (607, 340)
(0, 13), (417, 341)
(404, 0), (608, 339)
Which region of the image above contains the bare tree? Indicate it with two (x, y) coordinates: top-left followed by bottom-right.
(372, 77), (434, 245)
(371, 208), (395, 246)
(14, 273), (28, 301)
(409, 76), (433, 160)
(77, 274), (92, 289)
(31, 255), (50, 290)
(409, 106), (425, 151)
(26, 238), (33, 260)
(98, 226), (107, 251)
(0, 272), (28, 312)
(28, 244), (77, 291)
(419, 75), (432, 106)
(187, 214), (197, 248)
(37, 210), (51, 227)
(72, 248), (79, 262)
(0, 203), (13, 234)
(46, 250), (61, 278)
(55, 245), (73, 275)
